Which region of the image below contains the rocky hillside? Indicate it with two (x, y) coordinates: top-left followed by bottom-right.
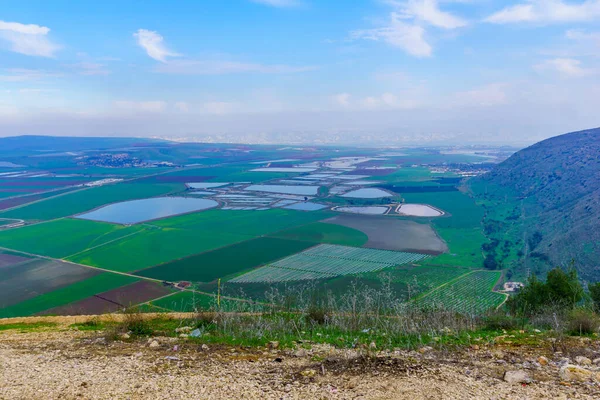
(472, 127), (600, 280)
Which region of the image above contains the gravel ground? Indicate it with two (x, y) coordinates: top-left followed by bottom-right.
(1, 327), (600, 399)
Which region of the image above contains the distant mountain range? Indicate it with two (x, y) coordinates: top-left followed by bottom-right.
(472, 127), (600, 281)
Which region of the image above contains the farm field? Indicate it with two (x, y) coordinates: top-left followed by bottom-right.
(0, 219), (144, 259)
(0, 137), (513, 317)
(136, 237), (314, 282)
(0, 273), (139, 318)
(41, 281), (173, 315)
(268, 223), (368, 247)
(142, 290), (216, 312)
(68, 209), (331, 273)
(230, 244), (428, 283)
(0, 258), (101, 308)
(416, 270), (506, 314)
(0, 183), (185, 221)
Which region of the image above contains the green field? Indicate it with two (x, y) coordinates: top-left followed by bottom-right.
(0, 273), (138, 318)
(416, 270), (505, 314)
(136, 237), (314, 282)
(366, 264), (470, 296)
(142, 291), (216, 312)
(68, 209), (332, 273)
(402, 191), (486, 268)
(0, 182), (185, 221)
(0, 219), (143, 259)
(269, 222), (368, 247)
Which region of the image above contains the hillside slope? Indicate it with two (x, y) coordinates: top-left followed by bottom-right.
(471, 127), (600, 280)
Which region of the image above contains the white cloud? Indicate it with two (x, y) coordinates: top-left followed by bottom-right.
(134, 29), (180, 62)
(333, 93), (351, 107)
(114, 100), (168, 112)
(250, 0), (301, 7)
(566, 29), (600, 45)
(154, 60), (317, 74)
(352, 12), (432, 57)
(534, 58), (594, 76)
(398, 0), (468, 29)
(0, 20), (59, 57)
(485, 0), (600, 24)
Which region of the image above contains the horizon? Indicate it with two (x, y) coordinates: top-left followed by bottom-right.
(1, 0), (599, 145)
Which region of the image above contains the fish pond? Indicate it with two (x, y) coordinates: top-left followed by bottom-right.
(76, 197), (218, 224)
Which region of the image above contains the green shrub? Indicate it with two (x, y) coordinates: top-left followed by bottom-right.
(482, 312), (519, 331)
(566, 308), (600, 335)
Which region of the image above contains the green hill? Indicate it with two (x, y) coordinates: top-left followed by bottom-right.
(470, 127), (600, 281)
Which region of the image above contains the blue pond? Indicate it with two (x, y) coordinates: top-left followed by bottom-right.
(76, 197), (218, 224)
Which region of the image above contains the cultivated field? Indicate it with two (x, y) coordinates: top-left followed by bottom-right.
(0, 139), (505, 317)
(416, 270), (506, 314)
(230, 244), (427, 283)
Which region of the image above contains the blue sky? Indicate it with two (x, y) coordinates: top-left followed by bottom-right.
(1, 0), (599, 144)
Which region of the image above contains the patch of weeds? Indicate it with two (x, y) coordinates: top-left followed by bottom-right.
(0, 322), (58, 332)
(70, 318), (104, 331)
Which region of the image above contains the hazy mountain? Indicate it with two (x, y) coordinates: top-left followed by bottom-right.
(472, 127), (600, 280)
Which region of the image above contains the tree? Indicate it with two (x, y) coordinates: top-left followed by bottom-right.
(589, 282), (600, 312)
(507, 266), (583, 316)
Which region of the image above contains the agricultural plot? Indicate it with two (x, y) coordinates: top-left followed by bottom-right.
(416, 270), (506, 314)
(323, 214), (448, 254)
(269, 222), (368, 247)
(136, 237), (313, 282)
(0, 273), (138, 318)
(41, 281), (173, 315)
(0, 218), (144, 259)
(142, 290), (215, 312)
(0, 182), (185, 221)
(230, 244), (427, 283)
(0, 258), (100, 308)
(402, 192), (486, 267)
(69, 209), (331, 273)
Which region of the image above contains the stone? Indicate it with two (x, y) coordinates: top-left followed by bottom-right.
(294, 349), (308, 358)
(268, 341), (279, 349)
(369, 342), (377, 350)
(559, 365), (592, 382)
(503, 370), (532, 384)
(175, 326), (192, 334)
(575, 356), (592, 366)
(148, 340), (160, 349)
(201, 344), (209, 351)
(538, 356), (549, 366)
(418, 346), (433, 354)
(119, 333), (130, 340)
(301, 369), (316, 377)
(593, 358), (600, 365)
(179, 334), (189, 338)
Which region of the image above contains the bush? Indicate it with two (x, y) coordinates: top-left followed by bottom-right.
(305, 305), (329, 325)
(482, 312), (519, 331)
(566, 308), (600, 335)
(122, 307), (153, 336)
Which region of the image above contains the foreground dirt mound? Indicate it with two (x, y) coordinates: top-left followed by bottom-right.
(2, 326), (600, 399)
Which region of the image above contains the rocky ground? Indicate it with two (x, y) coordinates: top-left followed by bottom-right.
(2, 318), (600, 399)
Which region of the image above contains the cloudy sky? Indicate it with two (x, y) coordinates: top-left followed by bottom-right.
(1, 0), (599, 144)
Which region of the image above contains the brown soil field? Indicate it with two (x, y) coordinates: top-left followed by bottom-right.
(41, 281), (173, 316)
(0, 253), (30, 268)
(323, 214), (448, 254)
(0, 259), (100, 309)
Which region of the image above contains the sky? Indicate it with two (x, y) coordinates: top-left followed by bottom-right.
(1, 0), (599, 145)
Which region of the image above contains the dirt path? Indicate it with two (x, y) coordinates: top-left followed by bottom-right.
(1, 327), (599, 399)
